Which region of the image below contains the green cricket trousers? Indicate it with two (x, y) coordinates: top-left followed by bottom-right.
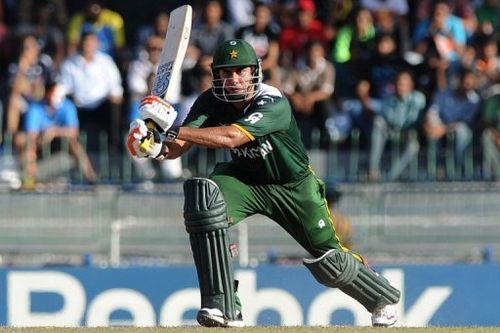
(210, 162), (346, 258)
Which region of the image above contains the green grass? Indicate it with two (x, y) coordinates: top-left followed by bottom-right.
(1, 327), (500, 333)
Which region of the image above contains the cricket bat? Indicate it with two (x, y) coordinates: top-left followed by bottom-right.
(139, 4), (192, 152)
(151, 4), (192, 103)
(143, 4), (192, 130)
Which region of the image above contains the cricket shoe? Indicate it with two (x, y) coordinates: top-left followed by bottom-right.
(196, 308), (245, 327)
(371, 304), (397, 327)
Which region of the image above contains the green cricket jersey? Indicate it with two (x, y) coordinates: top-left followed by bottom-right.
(183, 84), (310, 184)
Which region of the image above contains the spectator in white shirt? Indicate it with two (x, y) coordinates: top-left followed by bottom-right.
(59, 31), (123, 156)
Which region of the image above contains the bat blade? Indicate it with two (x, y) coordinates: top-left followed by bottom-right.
(151, 4), (192, 103)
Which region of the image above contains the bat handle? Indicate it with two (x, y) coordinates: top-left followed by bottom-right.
(139, 120), (158, 153)
(145, 120), (157, 130)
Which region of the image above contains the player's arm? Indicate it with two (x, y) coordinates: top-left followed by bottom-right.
(174, 125), (251, 149)
(128, 95), (251, 159)
(129, 123), (251, 160)
(164, 125), (251, 159)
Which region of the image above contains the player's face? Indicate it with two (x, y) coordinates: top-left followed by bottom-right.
(212, 64), (261, 102)
(218, 66), (254, 95)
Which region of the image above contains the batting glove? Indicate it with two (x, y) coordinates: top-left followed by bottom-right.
(139, 95), (178, 132)
(127, 119), (169, 159)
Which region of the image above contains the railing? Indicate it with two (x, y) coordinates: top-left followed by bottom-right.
(0, 128), (497, 187)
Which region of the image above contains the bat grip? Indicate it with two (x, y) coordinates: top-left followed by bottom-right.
(145, 120), (157, 130)
(139, 120), (158, 153)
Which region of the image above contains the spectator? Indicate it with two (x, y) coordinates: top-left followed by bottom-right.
(480, 91), (500, 180)
(361, 0), (410, 53)
(369, 70), (426, 181)
(0, 12), (13, 137)
(183, 0), (234, 94)
(449, 0), (478, 40)
(473, 37), (500, 98)
(127, 36), (170, 118)
(22, 81), (97, 188)
(186, 0), (234, 72)
(361, 0), (409, 17)
(324, 94), (354, 145)
(323, 0), (358, 30)
(0, 8), (13, 80)
(59, 31), (123, 156)
(416, 0), (478, 41)
(373, 9), (410, 56)
(412, 0), (467, 78)
(279, 0), (329, 67)
(179, 70), (213, 126)
(423, 69), (481, 176)
(15, 1), (66, 69)
(282, 40), (335, 149)
(226, 0), (255, 29)
(6, 34), (53, 149)
(236, 2), (280, 86)
(369, 33), (411, 99)
(331, 8), (377, 98)
(16, 0), (67, 30)
(127, 35), (183, 182)
(340, 80), (382, 149)
(133, 11), (169, 57)
(66, 0), (125, 58)
(475, 0), (500, 41)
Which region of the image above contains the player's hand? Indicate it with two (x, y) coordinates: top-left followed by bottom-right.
(127, 119), (168, 159)
(139, 95), (178, 132)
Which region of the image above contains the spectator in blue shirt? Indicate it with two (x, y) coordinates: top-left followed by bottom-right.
(369, 70), (426, 181)
(413, 0), (467, 66)
(22, 81), (97, 188)
(423, 69), (481, 175)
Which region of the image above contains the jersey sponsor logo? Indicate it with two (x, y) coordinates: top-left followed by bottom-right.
(244, 112), (263, 124)
(232, 140), (273, 159)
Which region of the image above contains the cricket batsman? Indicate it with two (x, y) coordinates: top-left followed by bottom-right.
(127, 39), (400, 327)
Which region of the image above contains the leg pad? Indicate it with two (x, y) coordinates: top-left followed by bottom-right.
(184, 178), (237, 320)
(304, 249), (400, 312)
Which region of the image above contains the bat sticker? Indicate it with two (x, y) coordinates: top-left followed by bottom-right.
(152, 61), (173, 97)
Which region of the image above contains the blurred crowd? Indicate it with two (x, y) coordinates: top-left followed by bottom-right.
(0, 0), (498, 188)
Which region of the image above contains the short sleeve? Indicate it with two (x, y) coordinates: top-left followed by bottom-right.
(233, 96), (291, 138)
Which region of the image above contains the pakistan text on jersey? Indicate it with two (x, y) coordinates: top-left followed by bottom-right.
(231, 140), (273, 159)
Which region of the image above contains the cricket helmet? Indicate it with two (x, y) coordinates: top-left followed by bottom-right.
(211, 39), (262, 102)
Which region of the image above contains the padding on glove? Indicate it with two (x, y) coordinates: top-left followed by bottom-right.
(139, 95), (178, 132)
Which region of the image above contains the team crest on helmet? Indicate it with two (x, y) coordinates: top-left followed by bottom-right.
(229, 50), (238, 59)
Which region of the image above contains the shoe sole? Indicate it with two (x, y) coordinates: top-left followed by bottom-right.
(372, 317), (397, 327)
(197, 312), (226, 327)
(197, 311), (245, 328)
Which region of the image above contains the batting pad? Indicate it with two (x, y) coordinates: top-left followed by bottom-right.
(183, 178), (237, 320)
(304, 249), (400, 312)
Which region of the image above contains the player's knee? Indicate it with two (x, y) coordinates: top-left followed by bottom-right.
(303, 249), (358, 288)
(183, 177), (228, 233)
